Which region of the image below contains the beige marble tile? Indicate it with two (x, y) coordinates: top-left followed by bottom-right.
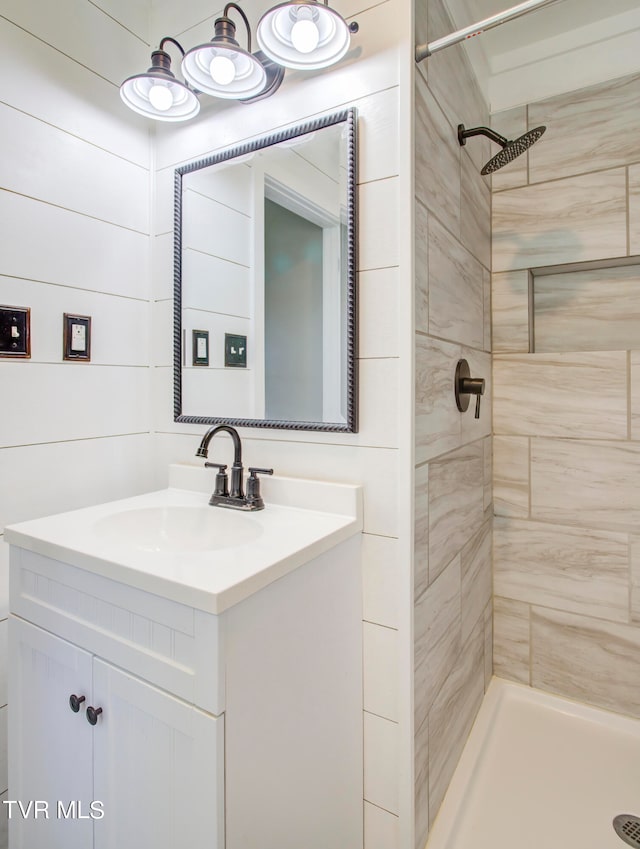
(491, 107), (528, 192)
(493, 596), (530, 684)
(414, 555), (461, 732)
(428, 617), (484, 824)
(415, 463), (429, 602)
(534, 265), (640, 353)
(492, 270), (530, 354)
(460, 151), (491, 271)
(428, 216), (484, 349)
(461, 519), (492, 645)
(631, 536), (640, 624)
(529, 73), (640, 184)
(429, 441), (484, 583)
(362, 534), (400, 630)
(632, 351), (640, 441)
(483, 600), (493, 691)
(630, 165), (640, 256)
(415, 198), (429, 335)
(415, 334), (462, 465)
(493, 352), (628, 439)
(483, 436), (492, 514)
(415, 71), (460, 237)
(494, 516), (629, 622)
(414, 714), (429, 849)
(483, 268), (491, 354)
(531, 438), (640, 532)
(492, 169), (628, 272)
(493, 436), (529, 518)
(531, 607), (640, 718)
(426, 0), (490, 177)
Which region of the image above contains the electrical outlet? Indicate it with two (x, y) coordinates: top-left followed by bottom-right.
(0, 305), (31, 358)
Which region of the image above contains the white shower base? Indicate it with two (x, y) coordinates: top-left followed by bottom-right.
(426, 678), (640, 849)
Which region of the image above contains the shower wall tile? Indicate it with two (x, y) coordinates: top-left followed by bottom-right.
(493, 436), (529, 518)
(428, 216), (484, 349)
(632, 352), (640, 441)
(493, 596), (530, 685)
(531, 607), (640, 719)
(494, 517), (630, 623)
(428, 616), (484, 824)
(415, 463), (429, 602)
(428, 441), (485, 583)
(415, 199), (429, 335)
(528, 73), (640, 184)
(492, 270), (530, 354)
(414, 715), (430, 849)
(426, 0), (490, 176)
(630, 165), (640, 258)
(530, 439), (640, 532)
(483, 436), (492, 514)
(460, 151), (491, 271)
(415, 71), (460, 237)
(631, 536), (640, 624)
(483, 268), (491, 354)
(414, 555), (461, 732)
(493, 352), (628, 439)
(490, 107), (528, 192)
(534, 266), (640, 354)
(483, 601), (493, 691)
(415, 335), (462, 464)
(460, 519), (492, 645)
(492, 169), (628, 272)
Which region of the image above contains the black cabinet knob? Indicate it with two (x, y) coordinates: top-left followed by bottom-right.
(86, 706), (103, 726)
(69, 694), (86, 713)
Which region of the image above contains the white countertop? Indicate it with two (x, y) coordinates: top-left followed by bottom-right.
(5, 467), (363, 614)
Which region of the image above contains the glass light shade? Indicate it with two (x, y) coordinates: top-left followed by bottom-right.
(120, 49), (200, 122)
(182, 42), (267, 99)
(257, 1), (351, 70)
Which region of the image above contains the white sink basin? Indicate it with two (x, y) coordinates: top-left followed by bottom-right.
(92, 505), (263, 553)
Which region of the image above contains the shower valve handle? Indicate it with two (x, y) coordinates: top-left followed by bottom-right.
(455, 360), (485, 419)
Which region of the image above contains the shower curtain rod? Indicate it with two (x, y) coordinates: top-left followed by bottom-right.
(415, 0), (565, 63)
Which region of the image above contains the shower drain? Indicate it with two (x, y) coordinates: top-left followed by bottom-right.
(613, 815), (640, 847)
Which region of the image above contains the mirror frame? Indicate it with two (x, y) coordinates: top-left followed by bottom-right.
(173, 107), (358, 432)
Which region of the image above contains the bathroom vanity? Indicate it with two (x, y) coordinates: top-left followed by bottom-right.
(5, 466), (363, 849)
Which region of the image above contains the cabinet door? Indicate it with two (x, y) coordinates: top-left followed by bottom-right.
(93, 659), (224, 849)
(9, 616), (94, 849)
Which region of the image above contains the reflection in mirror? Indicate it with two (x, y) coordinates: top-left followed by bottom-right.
(174, 109), (357, 432)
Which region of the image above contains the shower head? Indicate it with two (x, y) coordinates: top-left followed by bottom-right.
(457, 123), (546, 175)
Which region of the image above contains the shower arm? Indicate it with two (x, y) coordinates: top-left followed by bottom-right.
(415, 0), (565, 63)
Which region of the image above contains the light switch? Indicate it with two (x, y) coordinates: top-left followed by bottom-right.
(225, 333), (247, 368)
(0, 305), (31, 358)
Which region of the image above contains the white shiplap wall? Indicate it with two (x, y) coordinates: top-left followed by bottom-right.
(150, 0), (415, 845)
(0, 0), (156, 835)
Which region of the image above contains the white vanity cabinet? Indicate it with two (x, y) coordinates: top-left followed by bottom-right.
(8, 523), (362, 849)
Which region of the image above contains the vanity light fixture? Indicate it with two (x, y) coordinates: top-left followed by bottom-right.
(182, 3), (285, 101)
(119, 37), (200, 121)
(257, 0), (358, 70)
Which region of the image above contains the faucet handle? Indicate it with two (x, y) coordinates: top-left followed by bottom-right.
(205, 462), (229, 497)
(246, 468), (273, 510)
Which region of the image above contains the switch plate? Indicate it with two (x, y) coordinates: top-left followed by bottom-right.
(63, 313), (91, 361)
(192, 330), (209, 366)
(225, 333), (247, 368)
(0, 305), (31, 358)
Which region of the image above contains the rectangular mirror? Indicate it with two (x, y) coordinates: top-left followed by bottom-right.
(174, 108), (357, 432)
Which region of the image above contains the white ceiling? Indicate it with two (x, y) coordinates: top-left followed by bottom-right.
(443, 0), (640, 112)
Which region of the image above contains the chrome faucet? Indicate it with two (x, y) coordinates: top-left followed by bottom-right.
(195, 425), (273, 510)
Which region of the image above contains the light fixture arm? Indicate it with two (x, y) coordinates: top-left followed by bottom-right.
(415, 0), (565, 63)
(158, 36), (186, 56)
(223, 2), (253, 51)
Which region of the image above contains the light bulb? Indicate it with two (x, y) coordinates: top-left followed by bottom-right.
(210, 54), (236, 86)
(148, 83), (174, 112)
(290, 18), (320, 53)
